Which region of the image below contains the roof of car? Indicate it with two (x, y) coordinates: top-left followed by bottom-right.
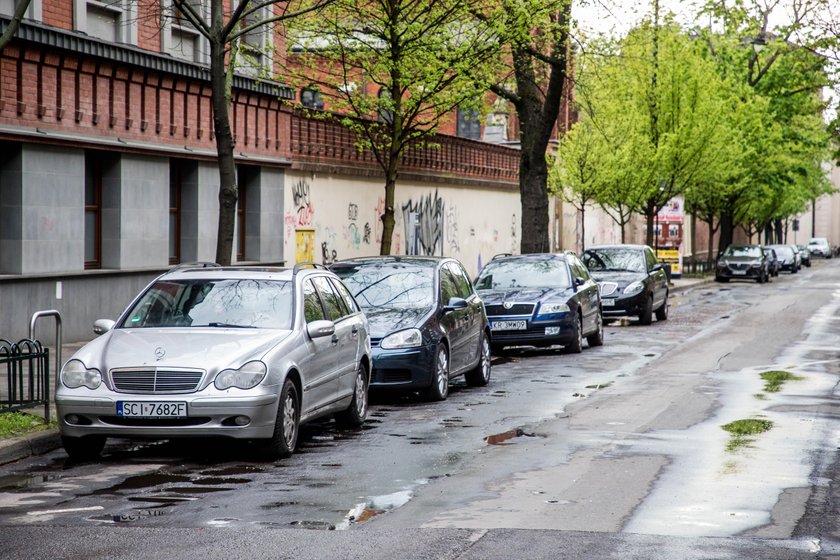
(159, 265), (298, 281)
(585, 244), (649, 251)
(331, 256), (453, 267)
(488, 252), (572, 262)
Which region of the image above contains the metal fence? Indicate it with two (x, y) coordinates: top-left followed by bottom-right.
(0, 339), (50, 421)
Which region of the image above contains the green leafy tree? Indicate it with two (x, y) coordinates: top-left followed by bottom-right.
(284, 0), (501, 255)
(168, 0), (333, 265)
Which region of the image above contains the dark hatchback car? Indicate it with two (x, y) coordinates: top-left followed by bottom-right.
(763, 247), (780, 277)
(331, 256), (491, 401)
(474, 252), (603, 353)
(715, 244), (770, 283)
(581, 244), (669, 324)
(765, 244), (800, 273)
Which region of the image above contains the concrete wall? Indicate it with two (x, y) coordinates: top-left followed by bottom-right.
(282, 172), (520, 277)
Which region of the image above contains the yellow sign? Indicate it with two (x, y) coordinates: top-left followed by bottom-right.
(655, 248), (682, 277)
(295, 228), (315, 263)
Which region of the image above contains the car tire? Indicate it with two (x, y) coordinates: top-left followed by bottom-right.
(564, 314), (584, 354)
(757, 272), (765, 284)
(61, 435), (105, 462)
(639, 295), (653, 325)
(465, 332), (492, 387)
(422, 344), (450, 401)
(586, 312), (604, 347)
(261, 378), (299, 460)
(335, 362), (369, 429)
(655, 293), (669, 321)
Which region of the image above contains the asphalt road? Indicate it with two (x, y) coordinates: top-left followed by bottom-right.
(2, 260), (840, 559)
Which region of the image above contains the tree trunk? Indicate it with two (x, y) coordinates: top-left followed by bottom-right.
(379, 168), (398, 256)
(706, 218), (715, 267)
(579, 207), (586, 252)
(718, 210), (734, 251)
(0, 0), (32, 51)
(519, 152), (550, 253)
(209, 39), (237, 266)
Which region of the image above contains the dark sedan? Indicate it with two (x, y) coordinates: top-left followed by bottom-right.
(765, 244), (800, 273)
(331, 256), (491, 401)
(715, 244), (770, 283)
(763, 247), (780, 277)
(581, 244), (669, 324)
(474, 252), (603, 354)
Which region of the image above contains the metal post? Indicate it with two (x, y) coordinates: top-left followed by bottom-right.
(29, 310), (62, 424)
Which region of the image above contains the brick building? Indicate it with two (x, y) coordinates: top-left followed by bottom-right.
(0, 1), (527, 342)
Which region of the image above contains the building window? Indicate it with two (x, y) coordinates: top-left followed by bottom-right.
(84, 154), (103, 270)
(237, 2), (272, 76)
(169, 161), (183, 265)
(377, 88), (393, 124)
(0, 0), (42, 20)
(456, 106), (481, 140)
(163, 0), (208, 63)
(74, 0), (138, 44)
(301, 87), (324, 110)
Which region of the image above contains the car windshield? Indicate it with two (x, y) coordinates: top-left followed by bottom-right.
(475, 259), (571, 289)
(332, 263), (434, 309)
(724, 246), (761, 258)
(122, 279), (293, 329)
(582, 248), (646, 272)
(771, 246), (794, 258)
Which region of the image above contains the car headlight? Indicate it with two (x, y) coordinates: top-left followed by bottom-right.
(623, 281), (644, 295)
(380, 328), (422, 349)
(60, 359), (102, 390)
(215, 361), (267, 390)
(538, 302), (570, 314)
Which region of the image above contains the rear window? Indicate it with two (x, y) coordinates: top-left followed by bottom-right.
(332, 263), (435, 309)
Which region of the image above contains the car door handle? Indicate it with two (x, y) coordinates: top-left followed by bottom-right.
(331, 335), (339, 345)
(351, 325), (359, 337)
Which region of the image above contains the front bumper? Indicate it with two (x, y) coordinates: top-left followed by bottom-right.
(56, 392), (280, 439)
(488, 314), (577, 348)
(369, 343), (437, 390)
(716, 265), (763, 280)
(600, 290), (647, 317)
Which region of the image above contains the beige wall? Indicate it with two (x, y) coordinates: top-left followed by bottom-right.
(283, 172), (521, 277)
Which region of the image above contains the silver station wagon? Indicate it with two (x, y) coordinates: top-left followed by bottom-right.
(56, 263), (371, 461)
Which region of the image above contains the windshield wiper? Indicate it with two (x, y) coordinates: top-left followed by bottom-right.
(207, 322), (256, 328)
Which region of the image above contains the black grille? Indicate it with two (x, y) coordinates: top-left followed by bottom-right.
(370, 337), (382, 348)
(374, 368), (413, 383)
(484, 303), (535, 316)
(110, 368), (204, 394)
(100, 416), (211, 427)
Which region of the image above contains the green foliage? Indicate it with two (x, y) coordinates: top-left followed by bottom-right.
(0, 411), (53, 438)
(760, 370), (803, 393)
(722, 418), (774, 452)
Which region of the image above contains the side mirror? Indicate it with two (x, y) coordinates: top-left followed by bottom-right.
(651, 263), (664, 272)
(93, 319), (115, 335)
(307, 319), (336, 339)
(575, 276), (586, 288)
(443, 297), (468, 311)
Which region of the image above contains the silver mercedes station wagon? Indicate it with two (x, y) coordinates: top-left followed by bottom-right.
(56, 263), (371, 461)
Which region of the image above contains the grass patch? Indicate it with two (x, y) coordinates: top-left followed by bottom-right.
(585, 382), (613, 389)
(0, 411), (55, 438)
(722, 418), (774, 452)
(760, 370), (803, 393)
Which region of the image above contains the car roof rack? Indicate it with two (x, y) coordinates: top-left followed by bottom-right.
(293, 262), (328, 277)
(491, 253), (513, 260)
(171, 261), (221, 269)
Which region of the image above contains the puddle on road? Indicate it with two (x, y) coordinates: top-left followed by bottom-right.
(336, 481), (429, 530)
(290, 520), (335, 530)
(0, 473), (62, 491)
(90, 473), (191, 495)
(198, 465), (264, 477)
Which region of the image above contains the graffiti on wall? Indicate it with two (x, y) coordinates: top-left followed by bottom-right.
(374, 197), (386, 243)
(446, 204), (460, 254)
(321, 225), (338, 265)
(292, 179), (315, 226)
(402, 190), (445, 256)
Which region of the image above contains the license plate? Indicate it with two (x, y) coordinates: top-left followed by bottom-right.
(491, 320), (527, 331)
(602, 299), (615, 307)
(731, 270), (747, 275)
(117, 401), (187, 418)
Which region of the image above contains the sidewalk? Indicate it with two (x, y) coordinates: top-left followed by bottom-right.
(0, 275), (715, 466)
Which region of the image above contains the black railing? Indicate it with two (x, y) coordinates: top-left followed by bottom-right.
(0, 339), (50, 421)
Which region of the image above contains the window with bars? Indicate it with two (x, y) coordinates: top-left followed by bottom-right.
(169, 161), (183, 265)
(301, 87), (324, 110)
(164, 0), (208, 63)
(456, 106), (481, 140)
(84, 154), (103, 270)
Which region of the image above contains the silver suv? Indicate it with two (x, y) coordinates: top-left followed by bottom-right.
(56, 263), (371, 461)
(807, 238), (832, 258)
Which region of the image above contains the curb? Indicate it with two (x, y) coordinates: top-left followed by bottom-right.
(0, 429), (62, 466)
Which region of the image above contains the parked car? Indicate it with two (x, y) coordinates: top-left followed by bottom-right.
(473, 252), (603, 353)
(715, 244), (770, 283)
(796, 245), (812, 267)
(807, 237), (832, 258)
(331, 256), (491, 401)
(581, 244), (669, 324)
(765, 244), (801, 273)
(763, 247), (780, 277)
(56, 263), (371, 461)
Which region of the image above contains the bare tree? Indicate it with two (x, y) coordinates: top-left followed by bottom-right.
(0, 0), (34, 50)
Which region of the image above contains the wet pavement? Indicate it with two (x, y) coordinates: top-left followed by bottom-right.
(3, 267), (840, 558)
